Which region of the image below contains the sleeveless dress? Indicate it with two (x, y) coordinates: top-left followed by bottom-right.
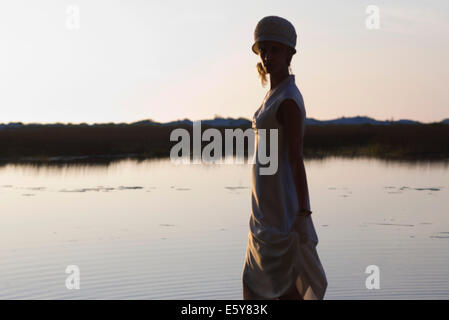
(242, 74), (327, 300)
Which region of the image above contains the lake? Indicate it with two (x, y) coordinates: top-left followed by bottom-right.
(0, 156), (448, 299)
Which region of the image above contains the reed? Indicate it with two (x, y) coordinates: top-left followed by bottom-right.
(0, 123), (448, 162)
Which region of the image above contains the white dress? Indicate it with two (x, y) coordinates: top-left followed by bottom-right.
(242, 74), (327, 300)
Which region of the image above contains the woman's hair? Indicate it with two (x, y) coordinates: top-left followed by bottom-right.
(256, 62), (268, 87)
(256, 46), (295, 87)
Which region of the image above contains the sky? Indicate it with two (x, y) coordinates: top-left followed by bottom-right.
(1, 0), (448, 124)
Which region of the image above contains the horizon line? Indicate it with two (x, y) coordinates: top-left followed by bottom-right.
(1, 115), (448, 126)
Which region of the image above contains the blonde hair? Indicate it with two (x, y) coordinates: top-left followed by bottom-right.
(256, 62), (268, 87)
(256, 46), (295, 87)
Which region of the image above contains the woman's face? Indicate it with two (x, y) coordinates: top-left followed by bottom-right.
(257, 41), (291, 74)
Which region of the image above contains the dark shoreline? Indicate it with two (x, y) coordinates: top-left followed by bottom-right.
(2, 152), (448, 162)
(1, 122), (449, 165)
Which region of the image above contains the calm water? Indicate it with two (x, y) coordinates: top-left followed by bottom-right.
(0, 157), (448, 299)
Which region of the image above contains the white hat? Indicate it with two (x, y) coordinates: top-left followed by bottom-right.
(252, 16), (297, 55)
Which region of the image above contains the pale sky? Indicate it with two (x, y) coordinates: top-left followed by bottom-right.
(1, 0), (448, 124)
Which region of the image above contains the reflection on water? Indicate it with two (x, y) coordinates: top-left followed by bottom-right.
(0, 157), (448, 299)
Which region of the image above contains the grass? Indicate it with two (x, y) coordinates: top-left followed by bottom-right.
(303, 124), (449, 160)
(1, 123), (448, 162)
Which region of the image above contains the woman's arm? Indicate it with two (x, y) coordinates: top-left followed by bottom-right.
(277, 99), (311, 212)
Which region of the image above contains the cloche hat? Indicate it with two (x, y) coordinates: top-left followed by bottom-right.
(252, 16), (297, 55)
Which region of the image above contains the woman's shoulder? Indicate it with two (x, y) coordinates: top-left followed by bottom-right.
(274, 83), (305, 118)
(281, 83), (304, 104)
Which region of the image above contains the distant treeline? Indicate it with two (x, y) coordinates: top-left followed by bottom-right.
(1, 122), (449, 162)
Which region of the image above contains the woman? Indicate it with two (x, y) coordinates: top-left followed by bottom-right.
(242, 16), (328, 300)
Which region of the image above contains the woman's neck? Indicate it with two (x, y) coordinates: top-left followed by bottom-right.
(269, 69), (290, 91)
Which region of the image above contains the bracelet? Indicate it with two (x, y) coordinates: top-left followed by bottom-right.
(298, 208), (312, 216)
